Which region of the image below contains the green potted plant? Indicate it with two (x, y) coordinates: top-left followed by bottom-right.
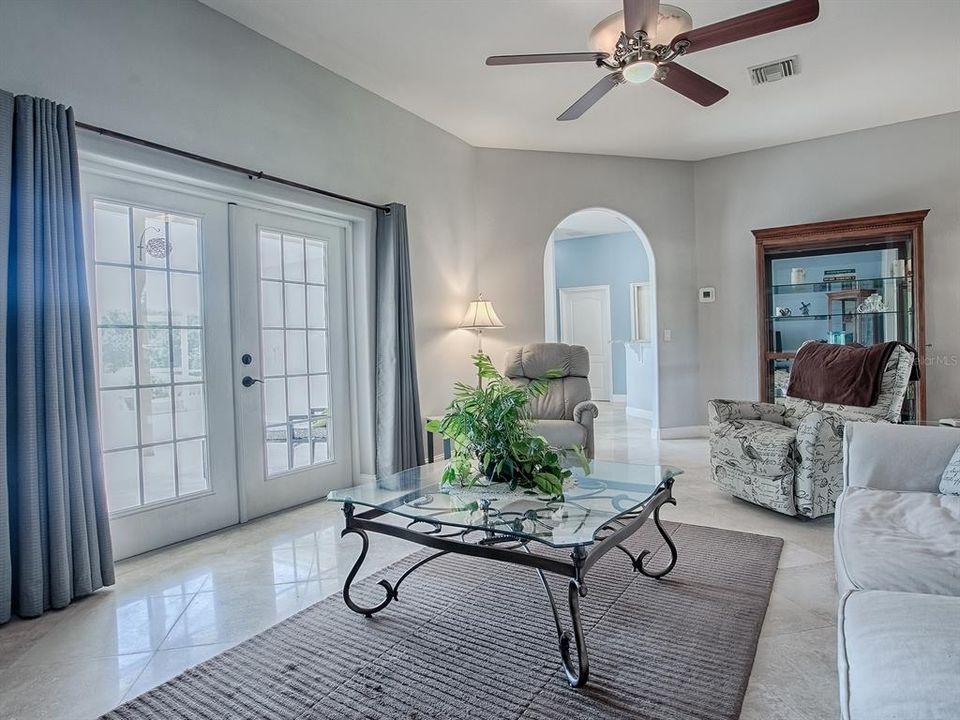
(425, 354), (588, 498)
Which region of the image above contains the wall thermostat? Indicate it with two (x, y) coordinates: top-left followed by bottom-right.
(699, 287), (716, 303)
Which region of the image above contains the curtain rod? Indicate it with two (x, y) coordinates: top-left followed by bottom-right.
(75, 121), (391, 213)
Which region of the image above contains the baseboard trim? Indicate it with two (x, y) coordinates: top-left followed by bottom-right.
(610, 393), (627, 403)
(625, 407), (653, 420)
(658, 425), (708, 440)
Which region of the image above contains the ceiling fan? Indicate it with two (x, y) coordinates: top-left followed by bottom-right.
(485, 0), (819, 120)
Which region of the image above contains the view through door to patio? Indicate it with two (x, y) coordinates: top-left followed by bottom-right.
(85, 173), (239, 559)
(85, 170), (355, 558)
(232, 206), (353, 520)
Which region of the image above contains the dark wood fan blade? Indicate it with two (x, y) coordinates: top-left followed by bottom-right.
(655, 63), (728, 106)
(557, 73), (623, 121)
(673, 0), (819, 54)
(486, 52), (608, 66)
(623, 0), (661, 37)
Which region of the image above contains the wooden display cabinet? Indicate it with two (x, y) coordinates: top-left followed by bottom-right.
(754, 210), (928, 421)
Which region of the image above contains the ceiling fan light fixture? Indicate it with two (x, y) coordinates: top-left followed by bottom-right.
(622, 59), (658, 84)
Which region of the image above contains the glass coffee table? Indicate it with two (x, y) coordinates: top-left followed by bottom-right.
(327, 460), (682, 687)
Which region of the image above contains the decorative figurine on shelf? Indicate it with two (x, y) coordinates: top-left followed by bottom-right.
(775, 306), (792, 317)
(799, 301), (811, 316)
(790, 268), (806, 285)
(856, 293), (888, 314)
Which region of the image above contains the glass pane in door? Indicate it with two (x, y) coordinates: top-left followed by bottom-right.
(259, 228), (334, 476)
(92, 200), (211, 512)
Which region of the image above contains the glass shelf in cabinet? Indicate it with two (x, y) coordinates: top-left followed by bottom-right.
(768, 310), (906, 322)
(770, 275), (912, 295)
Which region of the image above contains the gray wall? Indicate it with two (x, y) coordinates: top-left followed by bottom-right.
(0, 0), (704, 428)
(474, 148), (701, 429)
(2, 0), (956, 428)
(695, 113), (960, 421)
(0, 0), (479, 418)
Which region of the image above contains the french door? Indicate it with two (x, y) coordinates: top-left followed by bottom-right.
(83, 174), (240, 559)
(84, 172), (356, 556)
(231, 206), (353, 519)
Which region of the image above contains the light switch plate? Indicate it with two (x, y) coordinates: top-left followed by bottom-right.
(699, 287), (716, 303)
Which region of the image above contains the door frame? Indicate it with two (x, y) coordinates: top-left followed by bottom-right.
(559, 284), (613, 402)
(79, 137), (376, 538)
(543, 208), (660, 433)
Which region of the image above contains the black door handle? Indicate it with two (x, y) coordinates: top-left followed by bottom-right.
(241, 376), (263, 388)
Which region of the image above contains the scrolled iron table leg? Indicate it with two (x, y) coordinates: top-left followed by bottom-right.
(558, 578), (589, 687)
(635, 497), (678, 579)
(528, 545), (590, 687)
(341, 503), (395, 617)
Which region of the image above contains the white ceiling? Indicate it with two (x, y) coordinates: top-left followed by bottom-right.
(201, 0), (960, 161)
(553, 209), (632, 240)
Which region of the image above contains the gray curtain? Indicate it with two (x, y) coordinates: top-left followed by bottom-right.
(1, 91), (114, 623)
(375, 203), (425, 476)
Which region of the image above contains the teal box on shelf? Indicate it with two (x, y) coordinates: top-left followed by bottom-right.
(828, 330), (853, 345)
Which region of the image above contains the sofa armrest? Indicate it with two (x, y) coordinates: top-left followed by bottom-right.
(707, 399), (789, 428)
(843, 423), (960, 492)
(573, 401), (598, 459)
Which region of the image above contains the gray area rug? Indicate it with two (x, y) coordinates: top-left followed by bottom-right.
(103, 521), (782, 720)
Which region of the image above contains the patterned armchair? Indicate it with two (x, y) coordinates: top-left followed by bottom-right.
(707, 343), (915, 518)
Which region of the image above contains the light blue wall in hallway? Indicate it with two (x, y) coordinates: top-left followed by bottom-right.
(554, 232), (650, 395)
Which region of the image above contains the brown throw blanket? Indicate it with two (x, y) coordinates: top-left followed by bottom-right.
(786, 341), (919, 407)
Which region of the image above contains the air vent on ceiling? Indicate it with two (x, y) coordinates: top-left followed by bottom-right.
(749, 56), (800, 85)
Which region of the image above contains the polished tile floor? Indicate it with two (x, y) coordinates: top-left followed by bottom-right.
(0, 404), (839, 720)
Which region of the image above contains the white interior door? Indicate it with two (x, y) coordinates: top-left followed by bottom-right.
(559, 285), (612, 401)
(83, 173), (239, 559)
(232, 206), (353, 519)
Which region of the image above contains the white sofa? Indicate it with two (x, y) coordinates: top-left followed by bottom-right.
(835, 423), (960, 720)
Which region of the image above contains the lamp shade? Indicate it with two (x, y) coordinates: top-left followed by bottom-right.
(459, 295), (504, 330)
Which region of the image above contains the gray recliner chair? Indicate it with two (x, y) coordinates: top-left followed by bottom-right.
(504, 343), (599, 458)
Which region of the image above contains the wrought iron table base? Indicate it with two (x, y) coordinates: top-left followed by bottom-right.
(338, 477), (677, 688)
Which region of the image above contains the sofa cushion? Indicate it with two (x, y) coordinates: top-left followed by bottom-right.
(835, 486), (960, 595)
(838, 590), (960, 720)
(938, 442), (960, 495)
(710, 420), (798, 477)
(528, 419), (587, 451)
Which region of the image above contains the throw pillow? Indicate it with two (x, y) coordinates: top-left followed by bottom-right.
(939, 443), (960, 495)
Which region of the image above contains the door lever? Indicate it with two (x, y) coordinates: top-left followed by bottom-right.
(241, 376), (264, 388)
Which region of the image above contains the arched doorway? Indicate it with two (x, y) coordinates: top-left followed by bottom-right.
(543, 208), (659, 433)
